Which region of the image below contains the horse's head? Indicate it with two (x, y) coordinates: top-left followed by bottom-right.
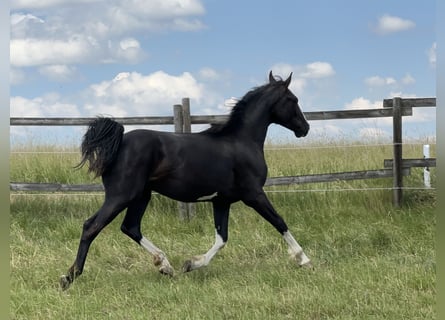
(268, 71), (309, 138)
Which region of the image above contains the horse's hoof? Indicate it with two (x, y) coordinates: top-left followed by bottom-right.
(59, 275), (71, 290)
(182, 260), (194, 273)
(159, 265), (174, 277)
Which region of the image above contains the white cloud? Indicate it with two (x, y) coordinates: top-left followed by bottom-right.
(199, 67), (220, 81)
(10, 95), (81, 117)
(11, 36), (146, 67)
(10, 70), (224, 128)
(374, 14), (415, 35)
(11, 13), (48, 39)
(12, 0), (99, 10)
(38, 65), (77, 81)
(10, 13), (44, 28)
(113, 0), (205, 20)
(119, 38), (139, 51)
(365, 76), (397, 87)
(364, 74), (415, 90)
(344, 97), (382, 110)
(271, 61), (335, 79)
(301, 62), (335, 79)
(10, 0), (205, 67)
(10, 37), (97, 67)
(84, 71), (208, 116)
(401, 74), (415, 85)
(270, 61), (335, 96)
(428, 42), (436, 68)
(111, 38), (145, 63)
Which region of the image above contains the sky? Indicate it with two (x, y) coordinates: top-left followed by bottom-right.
(10, 0), (437, 145)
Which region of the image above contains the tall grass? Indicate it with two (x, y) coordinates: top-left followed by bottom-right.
(10, 139), (436, 319)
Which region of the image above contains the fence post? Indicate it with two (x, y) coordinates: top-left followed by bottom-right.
(182, 97), (192, 133)
(173, 104), (189, 220)
(392, 97), (403, 207)
(173, 104), (184, 134)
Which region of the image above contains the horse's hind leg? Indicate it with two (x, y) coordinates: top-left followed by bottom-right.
(120, 193), (174, 276)
(60, 198), (128, 290)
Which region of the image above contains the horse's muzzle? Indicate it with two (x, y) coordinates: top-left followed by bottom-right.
(294, 123), (310, 138)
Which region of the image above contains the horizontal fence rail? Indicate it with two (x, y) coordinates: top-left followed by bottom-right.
(383, 158), (436, 168)
(383, 97), (436, 108)
(10, 168), (412, 192)
(10, 107), (414, 126)
(10, 116), (175, 126)
(264, 168), (411, 186)
(10, 183), (104, 192)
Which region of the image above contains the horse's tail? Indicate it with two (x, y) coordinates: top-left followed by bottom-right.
(76, 117), (124, 178)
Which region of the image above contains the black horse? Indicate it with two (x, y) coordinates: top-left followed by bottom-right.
(60, 71), (312, 290)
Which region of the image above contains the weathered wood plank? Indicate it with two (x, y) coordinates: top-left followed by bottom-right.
(10, 116), (175, 126)
(265, 168), (410, 186)
(304, 108), (412, 120)
(384, 158), (436, 168)
(10, 182), (104, 192)
(383, 97), (436, 108)
(10, 168), (411, 192)
(392, 98), (403, 207)
(190, 108), (413, 125)
(11, 106), (414, 127)
(182, 98), (192, 133)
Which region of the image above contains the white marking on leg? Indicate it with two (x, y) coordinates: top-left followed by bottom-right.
(283, 231), (311, 266)
(140, 236), (162, 255)
(197, 192), (218, 201)
(203, 230), (225, 265)
(140, 236), (174, 275)
(186, 230), (225, 270)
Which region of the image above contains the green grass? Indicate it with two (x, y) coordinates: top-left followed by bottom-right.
(10, 140), (436, 319)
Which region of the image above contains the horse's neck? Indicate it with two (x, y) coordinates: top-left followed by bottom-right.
(236, 107), (270, 148)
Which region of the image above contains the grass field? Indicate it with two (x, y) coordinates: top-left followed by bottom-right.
(10, 140), (436, 319)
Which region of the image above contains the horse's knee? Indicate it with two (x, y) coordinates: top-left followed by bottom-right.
(82, 216), (95, 230)
(80, 217), (96, 240)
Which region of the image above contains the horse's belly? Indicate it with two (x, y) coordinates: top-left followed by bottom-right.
(151, 171), (234, 202)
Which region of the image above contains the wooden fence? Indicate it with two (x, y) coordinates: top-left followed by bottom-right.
(10, 97), (436, 213)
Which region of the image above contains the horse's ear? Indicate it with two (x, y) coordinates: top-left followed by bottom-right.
(269, 71), (276, 83)
(284, 72), (293, 88)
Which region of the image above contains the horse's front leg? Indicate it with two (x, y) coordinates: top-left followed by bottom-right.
(182, 199), (230, 272)
(243, 191), (312, 268)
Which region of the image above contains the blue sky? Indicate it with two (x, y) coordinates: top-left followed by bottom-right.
(10, 0), (436, 145)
